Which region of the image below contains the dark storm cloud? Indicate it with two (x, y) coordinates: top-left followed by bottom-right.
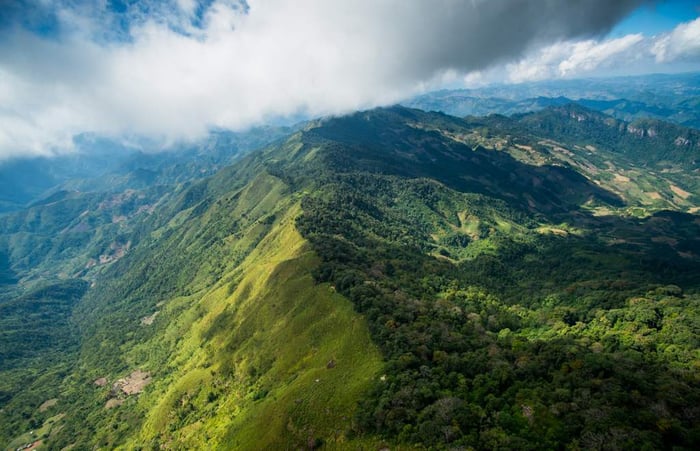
(368, 0), (645, 80)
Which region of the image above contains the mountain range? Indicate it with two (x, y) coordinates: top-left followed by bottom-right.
(405, 72), (700, 129)
(1, 102), (699, 449)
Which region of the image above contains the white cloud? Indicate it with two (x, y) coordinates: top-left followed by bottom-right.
(651, 17), (700, 62)
(0, 0), (647, 159)
(506, 34), (645, 83)
(558, 34), (644, 76)
(506, 42), (576, 84)
(504, 18), (700, 85)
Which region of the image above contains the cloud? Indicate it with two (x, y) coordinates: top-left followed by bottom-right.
(500, 17), (700, 85)
(558, 34), (645, 76)
(652, 17), (700, 62)
(506, 34), (646, 83)
(0, 0), (644, 159)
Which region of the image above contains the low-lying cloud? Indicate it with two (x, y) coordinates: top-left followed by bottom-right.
(0, 0), (658, 159)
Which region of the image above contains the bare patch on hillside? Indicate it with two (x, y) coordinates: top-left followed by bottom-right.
(24, 440), (42, 450)
(98, 241), (132, 265)
(670, 184), (691, 199)
(38, 398), (57, 412)
(141, 311), (160, 325)
(536, 226), (568, 236)
(105, 398), (124, 409)
(113, 370), (152, 395)
(103, 371), (151, 410)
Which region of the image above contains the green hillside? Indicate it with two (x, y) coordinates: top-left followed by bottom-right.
(1, 106), (699, 449)
(293, 108), (700, 449)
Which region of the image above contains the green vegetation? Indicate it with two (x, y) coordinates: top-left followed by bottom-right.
(291, 107), (699, 449)
(1, 105), (699, 449)
(0, 251), (15, 285)
(127, 213), (383, 450)
(298, 175), (700, 448)
(510, 104), (700, 171)
(1, 166), (384, 449)
(0, 280), (87, 445)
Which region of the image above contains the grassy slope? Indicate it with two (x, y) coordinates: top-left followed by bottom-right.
(30, 169), (388, 449)
(124, 204), (384, 449)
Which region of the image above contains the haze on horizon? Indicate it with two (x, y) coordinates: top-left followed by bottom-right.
(0, 0), (699, 160)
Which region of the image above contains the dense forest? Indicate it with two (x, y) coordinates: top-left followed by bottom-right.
(293, 107), (700, 449)
(298, 174), (700, 449)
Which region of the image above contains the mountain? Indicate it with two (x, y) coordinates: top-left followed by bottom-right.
(0, 126), (293, 214)
(405, 72), (700, 129)
(1, 106), (699, 449)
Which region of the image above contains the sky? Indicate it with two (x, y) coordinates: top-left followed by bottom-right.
(0, 0), (699, 160)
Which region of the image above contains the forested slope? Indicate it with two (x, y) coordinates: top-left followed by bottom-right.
(291, 107), (700, 449)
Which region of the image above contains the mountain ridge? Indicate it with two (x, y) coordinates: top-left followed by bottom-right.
(1, 104), (699, 449)
(403, 72), (700, 129)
